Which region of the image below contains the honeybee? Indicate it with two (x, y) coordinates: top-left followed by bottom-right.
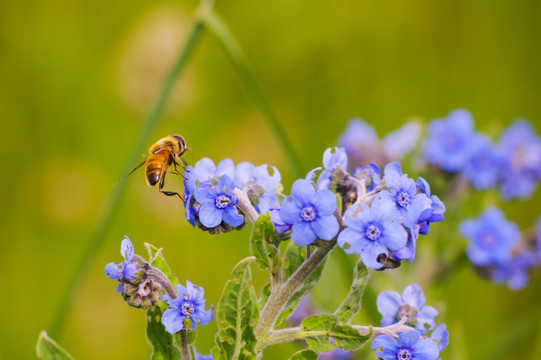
(118, 135), (188, 201)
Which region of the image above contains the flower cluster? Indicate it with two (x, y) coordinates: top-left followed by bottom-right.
(372, 284), (448, 359)
(338, 118), (422, 169)
(183, 157), (281, 233)
(460, 207), (540, 290)
(337, 162), (445, 269)
(423, 109), (541, 199)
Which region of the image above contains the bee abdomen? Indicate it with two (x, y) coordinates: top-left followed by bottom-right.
(146, 153), (167, 187)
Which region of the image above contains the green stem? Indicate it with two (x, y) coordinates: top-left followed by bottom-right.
(180, 330), (193, 360)
(48, 1), (213, 338)
(202, 12), (304, 179)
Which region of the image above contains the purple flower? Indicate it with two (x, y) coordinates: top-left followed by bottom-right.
(162, 281), (214, 333)
(461, 134), (503, 190)
(183, 166), (197, 226)
(460, 207), (519, 267)
(317, 147), (348, 189)
(371, 330), (439, 360)
(498, 120), (541, 200)
(536, 216), (541, 263)
(377, 283), (438, 335)
(194, 175), (244, 228)
(269, 208), (291, 234)
(492, 251), (536, 290)
(104, 236), (139, 292)
(353, 163), (382, 191)
(423, 109), (476, 172)
(337, 196), (407, 269)
(234, 162), (281, 213)
(279, 179), (339, 246)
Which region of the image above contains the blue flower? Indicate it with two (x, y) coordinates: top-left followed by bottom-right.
(279, 179), (339, 246)
(460, 207), (519, 267)
(371, 330), (439, 360)
(183, 166), (197, 226)
(104, 236), (139, 292)
(492, 251), (535, 290)
(415, 178), (446, 235)
(498, 120), (541, 200)
(194, 349), (214, 360)
(317, 147), (348, 189)
(337, 196), (407, 269)
(379, 163), (432, 222)
(430, 324), (449, 354)
(376, 283), (438, 335)
(353, 163), (382, 191)
(423, 109), (476, 172)
(162, 281), (214, 333)
(193, 158), (235, 183)
(461, 134), (503, 190)
(194, 175), (244, 228)
(234, 162), (281, 213)
(319, 348), (353, 360)
(536, 216), (541, 262)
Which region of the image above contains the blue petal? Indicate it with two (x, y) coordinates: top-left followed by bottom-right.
(195, 305), (214, 326)
(416, 177), (431, 195)
(397, 330), (421, 348)
(280, 198), (301, 224)
(122, 262), (138, 281)
(312, 189), (338, 216)
(402, 283), (425, 309)
(194, 183), (217, 205)
(431, 324), (449, 352)
(361, 241), (388, 269)
(199, 204), (222, 228)
(312, 215), (339, 240)
(381, 223), (408, 251)
(291, 221), (317, 246)
(234, 162), (255, 187)
(322, 147), (348, 170)
(216, 158), (235, 179)
(383, 162), (403, 188)
(223, 206), (244, 227)
(305, 167), (322, 181)
(269, 208), (291, 233)
(376, 290), (401, 317)
(337, 228), (361, 254)
(217, 174), (236, 193)
(194, 158), (216, 182)
(371, 335), (398, 359)
(290, 179), (316, 206)
(116, 282), (123, 293)
(411, 338), (440, 360)
(121, 236), (135, 261)
(162, 309), (185, 334)
(105, 262), (121, 280)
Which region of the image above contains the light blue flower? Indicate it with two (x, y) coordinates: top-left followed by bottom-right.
(492, 251), (535, 290)
(461, 134), (503, 190)
(376, 283), (438, 335)
(162, 281), (214, 333)
(317, 147), (348, 189)
(279, 179), (339, 246)
(371, 330), (439, 360)
(430, 324), (449, 354)
(193, 158), (235, 183)
(460, 207), (519, 267)
(104, 236), (139, 293)
(234, 162), (281, 213)
(423, 109), (476, 172)
(337, 196), (407, 269)
(194, 175), (244, 228)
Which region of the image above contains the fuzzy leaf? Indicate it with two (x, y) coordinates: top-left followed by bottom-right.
(276, 242), (328, 325)
(146, 306), (182, 360)
(334, 258), (369, 323)
(288, 349), (318, 360)
(36, 331), (74, 360)
(300, 315), (372, 352)
(145, 242), (179, 284)
(213, 257), (259, 360)
(258, 282), (271, 311)
(250, 214), (282, 280)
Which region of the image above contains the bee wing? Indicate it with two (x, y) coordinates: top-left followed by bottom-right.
(113, 159), (146, 187)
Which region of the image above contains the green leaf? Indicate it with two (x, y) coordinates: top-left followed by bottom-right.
(214, 257), (259, 360)
(250, 214), (282, 281)
(145, 243), (179, 285)
(288, 349), (318, 360)
(276, 242), (328, 325)
(258, 282), (271, 311)
(334, 258), (369, 323)
(146, 306), (182, 360)
(300, 315), (372, 352)
(36, 331), (74, 360)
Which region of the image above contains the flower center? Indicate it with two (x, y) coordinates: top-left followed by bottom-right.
(480, 232), (497, 248)
(181, 302), (195, 316)
(395, 191), (411, 208)
(300, 205), (317, 222)
(215, 194), (231, 209)
(365, 224), (382, 241)
(397, 348), (413, 360)
(445, 134), (459, 149)
(396, 304), (417, 324)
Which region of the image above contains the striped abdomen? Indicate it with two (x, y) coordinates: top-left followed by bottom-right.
(145, 151), (172, 187)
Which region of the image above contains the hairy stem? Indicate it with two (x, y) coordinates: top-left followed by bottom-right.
(147, 273), (177, 299)
(180, 329), (192, 360)
(233, 188), (259, 224)
(49, 0), (214, 338)
(202, 12), (304, 179)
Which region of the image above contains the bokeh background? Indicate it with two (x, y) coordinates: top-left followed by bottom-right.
(1, 0), (541, 359)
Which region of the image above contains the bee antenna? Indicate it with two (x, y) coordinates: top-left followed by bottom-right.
(186, 146), (195, 162)
(113, 160), (146, 188)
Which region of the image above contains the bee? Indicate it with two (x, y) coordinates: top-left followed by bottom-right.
(118, 135), (189, 201)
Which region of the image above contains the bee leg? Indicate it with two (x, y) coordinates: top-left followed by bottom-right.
(159, 171), (186, 202)
(171, 160), (187, 180)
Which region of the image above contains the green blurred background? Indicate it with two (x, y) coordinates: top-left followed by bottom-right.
(1, 0), (541, 359)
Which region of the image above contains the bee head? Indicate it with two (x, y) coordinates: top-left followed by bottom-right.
(172, 135), (186, 153)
